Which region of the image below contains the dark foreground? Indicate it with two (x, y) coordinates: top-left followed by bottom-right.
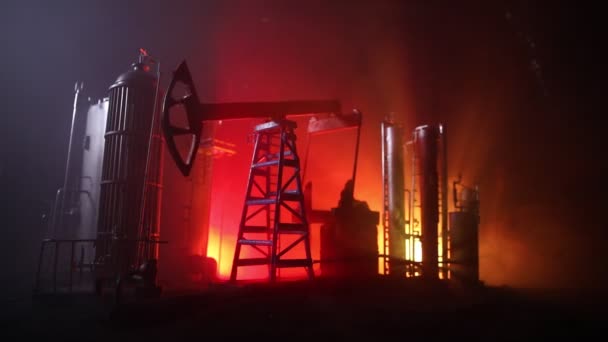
(3, 277), (606, 339)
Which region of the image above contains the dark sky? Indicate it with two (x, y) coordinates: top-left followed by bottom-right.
(0, 0), (604, 298)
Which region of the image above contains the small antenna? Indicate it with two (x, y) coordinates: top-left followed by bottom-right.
(139, 48), (157, 64)
(138, 48), (149, 63)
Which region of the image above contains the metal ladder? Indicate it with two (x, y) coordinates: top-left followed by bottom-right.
(230, 120), (314, 282)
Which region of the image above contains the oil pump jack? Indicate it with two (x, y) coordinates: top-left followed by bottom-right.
(161, 61), (361, 282)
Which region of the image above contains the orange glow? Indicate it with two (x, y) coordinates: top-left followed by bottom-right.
(184, 2), (417, 282)
(206, 222), (322, 281)
(205, 227), (226, 278)
(158, 2), (572, 289)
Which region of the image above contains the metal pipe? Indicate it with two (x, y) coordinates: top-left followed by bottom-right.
(440, 124), (449, 279)
(404, 187), (411, 270)
(53, 242), (59, 293)
(49, 188), (63, 239)
(381, 121), (388, 274)
(408, 140), (416, 274)
(136, 56), (161, 264)
(69, 241), (75, 293)
(57, 82), (83, 239)
(349, 109), (362, 198)
(301, 132), (312, 185)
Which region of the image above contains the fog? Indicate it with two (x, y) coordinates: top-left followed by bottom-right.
(0, 0), (604, 301)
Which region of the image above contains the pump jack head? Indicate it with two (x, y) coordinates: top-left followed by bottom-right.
(162, 60), (343, 177)
(161, 61), (204, 176)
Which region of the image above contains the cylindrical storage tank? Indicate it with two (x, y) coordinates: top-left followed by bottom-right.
(382, 121), (406, 276)
(95, 59), (163, 277)
(78, 99), (109, 263)
(448, 211), (479, 283)
(413, 125), (440, 279)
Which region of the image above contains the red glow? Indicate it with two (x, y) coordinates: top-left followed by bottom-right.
(161, 3), (412, 283)
(157, 3), (576, 289)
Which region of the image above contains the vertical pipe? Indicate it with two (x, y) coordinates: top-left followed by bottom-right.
(381, 122), (388, 274)
(57, 82), (83, 239)
(53, 242), (59, 293)
(404, 188), (411, 264)
(440, 125), (449, 279)
(48, 189), (62, 240)
(301, 129), (312, 185)
(69, 241), (75, 293)
(349, 110), (362, 198)
(409, 140), (416, 273)
(137, 60), (161, 264)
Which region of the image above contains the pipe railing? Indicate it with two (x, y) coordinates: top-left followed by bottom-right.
(34, 237), (167, 294)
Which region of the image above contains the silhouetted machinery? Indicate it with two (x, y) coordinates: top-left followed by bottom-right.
(302, 110), (380, 278)
(161, 61), (362, 281)
(37, 52), (478, 295)
(449, 176), (480, 284)
(382, 117), (480, 283)
(317, 180), (380, 278)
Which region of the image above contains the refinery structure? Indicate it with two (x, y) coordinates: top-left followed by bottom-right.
(34, 51), (480, 300)
(5, 3), (605, 339)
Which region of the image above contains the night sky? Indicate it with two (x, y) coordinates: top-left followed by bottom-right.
(0, 0), (604, 300)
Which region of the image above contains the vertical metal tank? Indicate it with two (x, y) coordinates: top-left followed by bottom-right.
(449, 184), (480, 284)
(95, 55), (163, 277)
(381, 119), (406, 276)
(77, 98), (109, 262)
(413, 124), (444, 279)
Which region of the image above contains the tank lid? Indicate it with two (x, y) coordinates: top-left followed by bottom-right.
(414, 124), (430, 131)
(414, 124), (443, 135)
(110, 61), (156, 90)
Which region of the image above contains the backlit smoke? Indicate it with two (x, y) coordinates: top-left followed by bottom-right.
(154, 2), (583, 287)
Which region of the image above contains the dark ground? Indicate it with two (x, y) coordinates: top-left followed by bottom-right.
(2, 277), (606, 340)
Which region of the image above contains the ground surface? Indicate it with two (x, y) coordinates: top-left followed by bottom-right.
(2, 277), (606, 339)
